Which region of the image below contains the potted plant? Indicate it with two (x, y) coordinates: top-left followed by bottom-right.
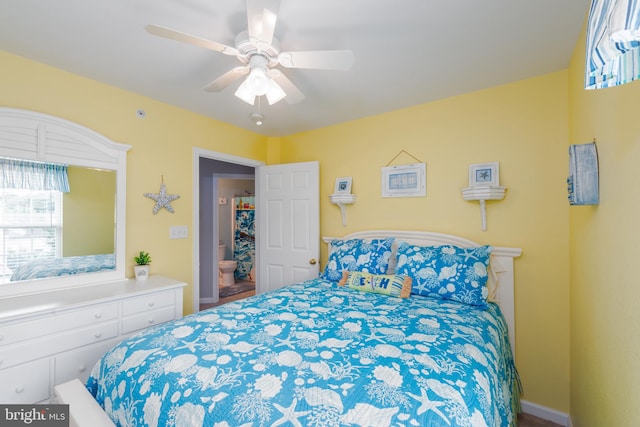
(133, 251), (152, 281)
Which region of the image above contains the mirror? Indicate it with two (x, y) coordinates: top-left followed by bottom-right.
(0, 108), (131, 298)
(1, 165), (116, 284)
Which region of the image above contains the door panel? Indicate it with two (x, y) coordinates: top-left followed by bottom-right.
(256, 161), (319, 294)
(292, 199), (311, 249)
(266, 200), (284, 248)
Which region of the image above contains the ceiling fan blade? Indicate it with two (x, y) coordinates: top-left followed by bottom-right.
(268, 69), (305, 104)
(278, 50), (354, 70)
(203, 66), (250, 92)
(145, 24), (239, 56)
(246, 0), (280, 48)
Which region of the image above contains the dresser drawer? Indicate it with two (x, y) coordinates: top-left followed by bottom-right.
(0, 358), (50, 403)
(122, 306), (176, 334)
(55, 339), (118, 385)
(0, 321), (118, 370)
(0, 302), (118, 347)
(121, 291), (175, 316)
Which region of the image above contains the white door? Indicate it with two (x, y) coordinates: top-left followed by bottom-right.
(256, 161), (319, 294)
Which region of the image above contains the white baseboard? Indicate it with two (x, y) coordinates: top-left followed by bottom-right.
(521, 400), (571, 426)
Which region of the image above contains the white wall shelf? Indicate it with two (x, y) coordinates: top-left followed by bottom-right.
(329, 193), (357, 227)
(461, 186), (506, 231)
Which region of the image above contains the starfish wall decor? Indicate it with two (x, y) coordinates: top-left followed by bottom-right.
(144, 180), (180, 214)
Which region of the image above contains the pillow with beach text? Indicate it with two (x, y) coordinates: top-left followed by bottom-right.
(338, 271), (412, 298)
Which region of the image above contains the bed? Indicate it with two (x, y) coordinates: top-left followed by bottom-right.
(10, 253), (115, 281)
(82, 230), (522, 427)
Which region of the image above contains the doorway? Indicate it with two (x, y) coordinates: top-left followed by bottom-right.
(193, 150), (320, 314)
(214, 176), (255, 307)
(192, 148), (263, 312)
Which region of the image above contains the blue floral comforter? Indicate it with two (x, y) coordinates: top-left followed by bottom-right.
(87, 278), (520, 427)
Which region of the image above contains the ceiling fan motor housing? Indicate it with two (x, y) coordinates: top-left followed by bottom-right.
(234, 30), (280, 67)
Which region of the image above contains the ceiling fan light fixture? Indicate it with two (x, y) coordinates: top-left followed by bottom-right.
(265, 79), (286, 105)
(246, 55), (271, 96)
(235, 54), (273, 104)
(234, 78), (256, 105)
(247, 67), (269, 96)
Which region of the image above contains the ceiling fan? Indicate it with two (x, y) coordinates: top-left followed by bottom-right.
(145, 0), (354, 106)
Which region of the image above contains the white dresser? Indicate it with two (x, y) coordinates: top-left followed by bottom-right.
(0, 275), (186, 404)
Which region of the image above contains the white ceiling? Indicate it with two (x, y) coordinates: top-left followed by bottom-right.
(0, 0), (590, 137)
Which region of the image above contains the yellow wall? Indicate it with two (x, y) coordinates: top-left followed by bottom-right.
(63, 167), (116, 256)
(0, 51), (268, 313)
(568, 27), (640, 427)
(282, 72), (571, 411)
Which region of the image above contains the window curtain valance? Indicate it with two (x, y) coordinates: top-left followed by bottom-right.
(0, 158), (70, 192)
(585, 0), (640, 89)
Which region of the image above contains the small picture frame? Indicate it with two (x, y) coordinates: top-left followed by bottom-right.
(334, 177), (353, 194)
(381, 163), (426, 198)
(469, 162), (499, 187)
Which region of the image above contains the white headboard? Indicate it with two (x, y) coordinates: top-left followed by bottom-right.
(322, 230), (522, 352)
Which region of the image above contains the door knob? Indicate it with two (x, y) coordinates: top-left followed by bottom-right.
(309, 258), (317, 265)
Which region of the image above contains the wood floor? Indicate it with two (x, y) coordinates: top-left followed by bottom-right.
(518, 412), (563, 426)
(201, 291), (564, 427)
(200, 289), (255, 310)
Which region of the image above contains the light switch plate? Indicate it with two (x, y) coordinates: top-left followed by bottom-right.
(169, 225), (188, 239)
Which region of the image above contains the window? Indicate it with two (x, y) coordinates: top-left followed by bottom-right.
(0, 158), (69, 283)
(585, 0), (640, 89)
(0, 189), (63, 283)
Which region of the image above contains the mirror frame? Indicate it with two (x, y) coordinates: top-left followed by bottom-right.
(0, 108), (131, 298)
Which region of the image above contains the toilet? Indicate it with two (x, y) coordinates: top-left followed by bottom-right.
(218, 243), (237, 287)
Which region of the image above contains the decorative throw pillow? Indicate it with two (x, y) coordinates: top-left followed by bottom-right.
(322, 238), (394, 281)
(338, 271), (412, 298)
(395, 243), (492, 307)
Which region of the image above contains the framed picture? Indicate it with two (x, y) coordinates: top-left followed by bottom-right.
(334, 177), (353, 194)
(381, 163), (426, 198)
(469, 162), (499, 187)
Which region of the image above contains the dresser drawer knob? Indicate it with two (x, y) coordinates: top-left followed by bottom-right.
(0, 335), (4, 341)
(94, 312), (102, 319)
(79, 365), (86, 373)
(148, 301), (155, 307)
(148, 318), (155, 324)
(15, 386), (24, 394)
(94, 332), (102, 338)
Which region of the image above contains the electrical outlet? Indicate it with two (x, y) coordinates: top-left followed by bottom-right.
(169, 225), (188, 239)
